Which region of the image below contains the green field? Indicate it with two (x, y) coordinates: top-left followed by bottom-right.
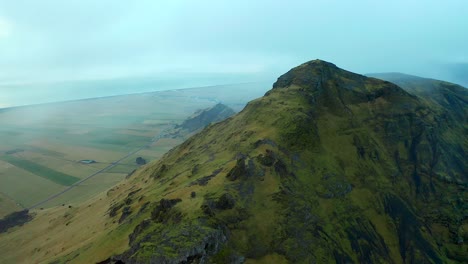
(0, 83), (268, 214)
(0, 155), (80, 186)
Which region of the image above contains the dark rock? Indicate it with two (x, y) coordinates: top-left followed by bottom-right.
(193, 175), (215, 186)
(95, 257), (112, 264)
(191, 164), (200, 175)
(246, 159), (265, 179)
(274, 159), (289, 178)
(216, 193), (236, 210)
(256, 149), (276, 167)
(126, 188), (142, 198)
(253, 139), (292, 156)
(226, 158), (247, 181)
(128, 219), (151, 244)
(151, 164), (169, 178)
(96, 257), (126, 264)
(189, 168), (222, 186)
(151, 198), (182, 223)
(138, 202), (150, 214)
(108, 203), (124, 218)
(160, 198), (182, 210)
(201, 202), (215, 216)
(201, 193), (236, 216)
(118, 206), (132, 224)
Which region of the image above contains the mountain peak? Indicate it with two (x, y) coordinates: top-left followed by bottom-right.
(272, 59), (360, 90)
(302, 59), (338, 67)
(268, 59), (415, 117)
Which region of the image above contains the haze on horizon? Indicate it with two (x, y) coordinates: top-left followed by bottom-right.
(0, 0), (467, 108)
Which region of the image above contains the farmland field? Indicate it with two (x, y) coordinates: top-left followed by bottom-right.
(0, 155), (80, 186)
(0, 83), (268, 215)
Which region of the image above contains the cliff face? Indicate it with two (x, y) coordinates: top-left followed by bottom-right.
(41, 60), (468, 263)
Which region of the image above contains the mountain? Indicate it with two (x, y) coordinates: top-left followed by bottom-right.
(174, 103), (236, 134)
(1, 60), (467, 263)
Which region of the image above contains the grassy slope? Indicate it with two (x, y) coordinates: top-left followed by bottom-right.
(1, 62), (466, 263)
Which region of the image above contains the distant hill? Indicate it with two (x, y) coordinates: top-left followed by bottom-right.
(175, 103), (236, 133)
(1, 60), (466, 263)
(368, 72), (468, 122)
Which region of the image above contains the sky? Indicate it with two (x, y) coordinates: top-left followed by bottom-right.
(0, 0), (467, 107)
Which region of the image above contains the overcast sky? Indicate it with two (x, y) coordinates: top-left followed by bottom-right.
(0, 0), (467, 107)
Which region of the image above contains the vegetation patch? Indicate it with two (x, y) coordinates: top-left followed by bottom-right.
(0, 210), (32, 233)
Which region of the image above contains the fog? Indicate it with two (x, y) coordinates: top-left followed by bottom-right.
(0, 0), (467, 107)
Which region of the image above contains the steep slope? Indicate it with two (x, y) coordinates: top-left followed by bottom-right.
(1, 60), (466, 264)
(368, 73), (467, 183)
